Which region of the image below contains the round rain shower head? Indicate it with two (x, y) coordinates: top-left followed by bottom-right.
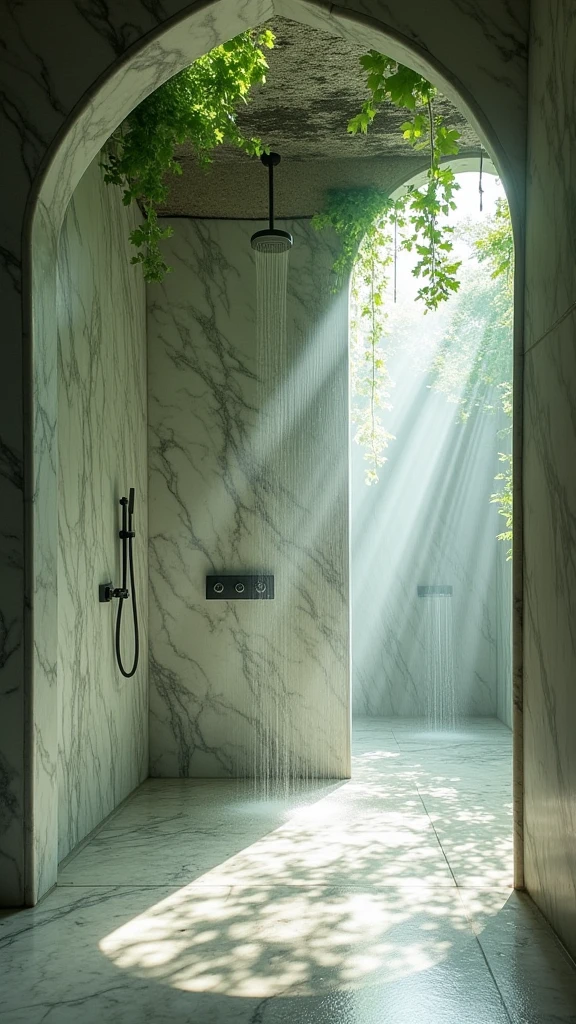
(251, 228), (293, 253)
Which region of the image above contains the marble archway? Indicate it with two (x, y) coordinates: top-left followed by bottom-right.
(20, 0), (525, 904)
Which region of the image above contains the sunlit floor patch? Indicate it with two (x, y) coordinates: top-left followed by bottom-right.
(99, 884), (489, 997)
(94, 717), (513, 995)
(6, 718), (558, 1024)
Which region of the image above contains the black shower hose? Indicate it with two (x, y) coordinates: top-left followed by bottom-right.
(115, 494), (139, 678)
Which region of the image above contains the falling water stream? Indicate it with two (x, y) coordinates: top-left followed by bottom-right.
(422, 591), (457, 729)
(254, 249), (294, 795)
(251, 243), (344, 794)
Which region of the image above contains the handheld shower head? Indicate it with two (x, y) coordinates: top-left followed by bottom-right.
(128, 487), (135, 516)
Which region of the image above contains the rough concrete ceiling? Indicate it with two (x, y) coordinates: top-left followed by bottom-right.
(159, 16), (481, 218)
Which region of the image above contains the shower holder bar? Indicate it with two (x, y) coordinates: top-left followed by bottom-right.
(206, 574), (274, 601)
(417, 585), (453, 597)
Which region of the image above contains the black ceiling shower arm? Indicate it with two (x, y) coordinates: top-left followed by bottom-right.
(269, 159), (274, 230)
(251, 152), (293, 253)
(261, 152), (281, 232)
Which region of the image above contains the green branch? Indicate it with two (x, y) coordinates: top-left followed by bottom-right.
(101, 29), (275, 281)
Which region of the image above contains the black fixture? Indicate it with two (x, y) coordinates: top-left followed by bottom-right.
(99, 488), (140, 677)
(417, 585), (453, 596)
(250, 153), (293, 253)
(206, 574), (275, 600)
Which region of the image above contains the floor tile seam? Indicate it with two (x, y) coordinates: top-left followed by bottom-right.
(380, 727), (403, 750)
(55, 880), (464, 890)
(415, 782), (461, 888)
(475, 935), (515, 1022)
(54, 881), (473, 890)
(96, 823), (444, 834)
(96, 827), (296, 837)
(454, 889), (516, 1024)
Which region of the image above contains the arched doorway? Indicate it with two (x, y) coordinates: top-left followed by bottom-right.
(24, 0), (523, 905)
(349, 164), (515, 889)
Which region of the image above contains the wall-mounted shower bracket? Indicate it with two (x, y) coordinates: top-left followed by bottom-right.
(99, 582), (129, 603)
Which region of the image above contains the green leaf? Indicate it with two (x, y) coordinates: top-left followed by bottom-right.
(101, 28), (275, 281)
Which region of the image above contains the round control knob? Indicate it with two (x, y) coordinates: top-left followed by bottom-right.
(255, 580), (267, 593)
(234, 582), (245, 594)
(213, 582), (224, 594)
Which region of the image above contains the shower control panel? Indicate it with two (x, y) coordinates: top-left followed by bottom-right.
(206, 574), (274, 600)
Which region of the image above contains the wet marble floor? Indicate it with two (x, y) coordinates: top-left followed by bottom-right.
(2, 718), (576, 1022)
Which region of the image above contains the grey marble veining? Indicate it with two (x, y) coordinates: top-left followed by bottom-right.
(148, 218), (350, 780)
(0, 0), (529, 909)
(496, 546), (513, 728)
(56, 157), (148, 862)
(57, 718), (512, 889)
(0, 887), (515, 1024)
(521, 0), (576, 961)
(2, 720), (568, 1024)
(524, 0), (576, 345)
(523, 310), (576, 958)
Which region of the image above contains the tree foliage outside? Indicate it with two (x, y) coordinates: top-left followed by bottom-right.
(422, 199), (514, 557)
(474, 199), (514, 558)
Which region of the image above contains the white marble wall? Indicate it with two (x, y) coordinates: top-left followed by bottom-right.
(148, 218), (350, 779)
(523, 0), (576, 958)
(496, 544), (513, 728)
(57, 158), (148, 862)
(0, 0), (528, 904)
(351, 362), (512, 721)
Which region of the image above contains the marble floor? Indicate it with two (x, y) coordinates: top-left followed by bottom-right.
(2, 718), (576, 1022)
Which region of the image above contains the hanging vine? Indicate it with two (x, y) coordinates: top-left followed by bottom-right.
(101, 29), (275, 281)
(313, 189), (401, 481)
(314, 54), (464, 482)
(101, 32), (512, 528)
(349, 52), (462, 308)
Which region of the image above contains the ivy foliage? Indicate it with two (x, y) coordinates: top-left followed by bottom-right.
(349, 51), (462, 310)
(312, 188), (395, 288)
(313, 54), (465, 482)
(101, 29), (274, 281)
(313, 188), (405, 482)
